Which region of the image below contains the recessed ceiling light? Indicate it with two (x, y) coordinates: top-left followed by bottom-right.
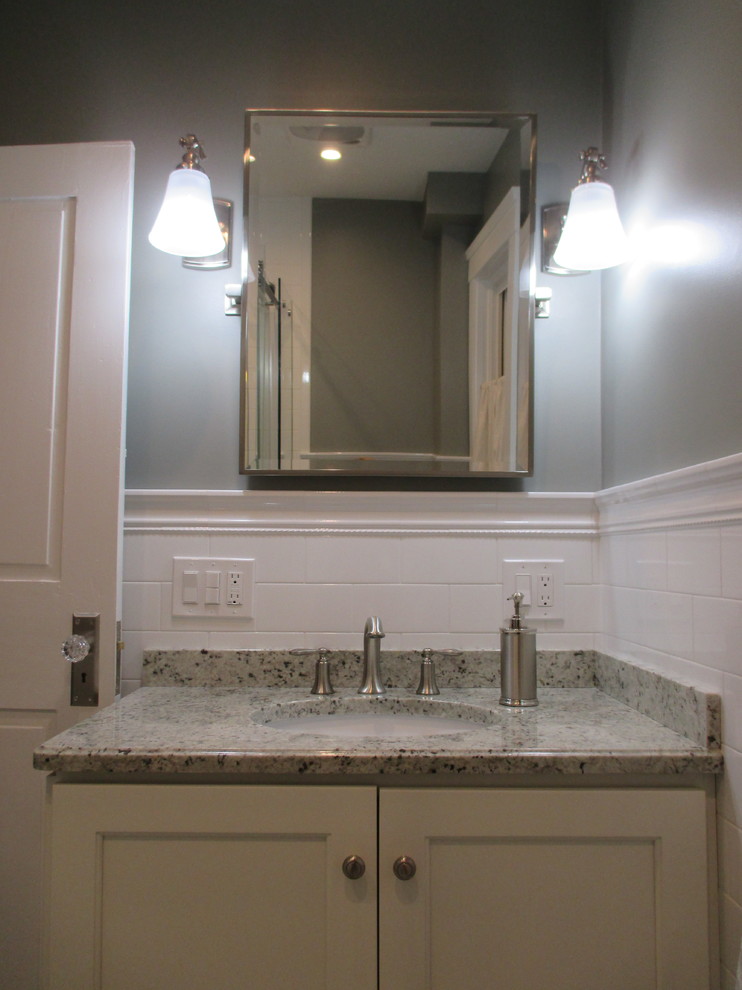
(320, 148), (342, 161)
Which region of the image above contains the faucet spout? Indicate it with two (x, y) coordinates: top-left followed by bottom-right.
(358, 616), (386, 695)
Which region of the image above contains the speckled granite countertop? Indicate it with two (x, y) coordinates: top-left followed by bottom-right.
(34, 650), (722, 777)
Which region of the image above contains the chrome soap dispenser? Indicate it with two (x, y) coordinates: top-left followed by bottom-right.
(499, 591), (538, 707)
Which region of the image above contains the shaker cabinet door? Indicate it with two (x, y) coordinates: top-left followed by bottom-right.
(378, 787), (711, 990)
(46, 783), (377, 990)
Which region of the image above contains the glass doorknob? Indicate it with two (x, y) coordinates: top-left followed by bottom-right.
(61, 634), (90, 663)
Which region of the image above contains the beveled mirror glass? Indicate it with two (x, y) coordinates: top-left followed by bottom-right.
(240, 110), (536, 477)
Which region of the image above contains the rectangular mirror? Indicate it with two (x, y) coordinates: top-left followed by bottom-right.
(240, 110), (536, 477)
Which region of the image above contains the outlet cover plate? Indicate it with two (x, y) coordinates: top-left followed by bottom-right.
(502, 559), (564, 620)
(172, 557), (255, 618)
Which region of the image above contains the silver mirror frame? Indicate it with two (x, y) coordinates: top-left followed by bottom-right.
(240, 109), (536, 479)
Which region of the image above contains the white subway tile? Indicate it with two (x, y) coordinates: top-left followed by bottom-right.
(599, 532), (667, 590)
(626, 532), (668, 591)
(401, 536), (498, 584)
(254, 583), (355, 633)
(667, 528), (722, 596)
(122, 582), (162, 631)
(591, 539), (601, 585)
(722, 674), (742, 752)
(449, 585), (502, 633)
(398, 631), (494, 651)
(722, 526), (742, 601)
(607, 587), (693, 657)
(599, 534), (623, 586)
(643, 590), (694, 656)
(209, 533), (307, 582)
(694, 597), (742, 675)
(596, 633), (724, 689)
(350, 584), (450, 634)
(562, 584), (601, 633)
(157, 588), (256, 633)
(303, 632), (366, 650)
(498, 536), (594, 583)
(535, 631), (595, 650)
(123, 533), (210, 582)
(306, 535), (401, 584)
(600, 586), (643, 646)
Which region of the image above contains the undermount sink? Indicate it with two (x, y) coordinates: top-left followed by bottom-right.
(254, 696), (495, 738)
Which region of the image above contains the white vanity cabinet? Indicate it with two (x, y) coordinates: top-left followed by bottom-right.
(379, 787), (712, 990)
(45, 782), (712, 990)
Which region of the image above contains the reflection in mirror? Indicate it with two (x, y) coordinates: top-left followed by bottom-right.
(241, 110), (536, 477)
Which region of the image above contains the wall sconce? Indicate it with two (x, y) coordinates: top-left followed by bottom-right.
(542, 147), (629, 274)
(148, 134), (231, 266)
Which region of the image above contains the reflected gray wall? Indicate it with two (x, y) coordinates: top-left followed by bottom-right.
(601, 0), (742, 487)
(311, 199), (438, 454)
(0, 0), (604, 491)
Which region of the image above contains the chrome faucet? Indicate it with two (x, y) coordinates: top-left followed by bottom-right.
(358, 616), (385, 695)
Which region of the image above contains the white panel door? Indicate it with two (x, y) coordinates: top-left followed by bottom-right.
(0, 142), (133, 990)
(379, 787), (711, 990)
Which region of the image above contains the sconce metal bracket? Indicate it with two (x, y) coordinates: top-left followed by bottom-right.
(535, 287), (552, 318)
(182, 198), (233, 270)
(224, 284), (242, 317)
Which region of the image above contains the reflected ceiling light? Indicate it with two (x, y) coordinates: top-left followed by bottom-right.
(149, 134), (226, 259)
(320, 147), (342, 161)
(542, 147), (629, 275)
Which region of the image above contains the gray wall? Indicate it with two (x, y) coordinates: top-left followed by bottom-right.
(0, 0), (604, 492)
(601, 0), (742, 487)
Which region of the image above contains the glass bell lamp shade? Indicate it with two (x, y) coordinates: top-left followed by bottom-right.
(148, 168), (225, 257)
(553, 180), (629, 271)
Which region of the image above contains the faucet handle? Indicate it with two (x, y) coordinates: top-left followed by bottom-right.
(289, 647), (334, 695)
(416, 648), (462, 696)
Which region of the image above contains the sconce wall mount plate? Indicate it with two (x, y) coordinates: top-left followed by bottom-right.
(183, 198), (233, 270)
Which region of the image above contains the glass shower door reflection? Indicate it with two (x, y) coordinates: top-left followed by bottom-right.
(256, 261), (292, 469)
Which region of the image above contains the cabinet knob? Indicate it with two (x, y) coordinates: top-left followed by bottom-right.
(393, 855), (417, 881)
(342, 855), (366, 880)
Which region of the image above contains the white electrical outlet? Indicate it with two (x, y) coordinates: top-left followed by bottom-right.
(172, 558), (254, 618)
(537, 572), (554, 607)
(503, 560), (564, 620)
(227, 571), (243, 605)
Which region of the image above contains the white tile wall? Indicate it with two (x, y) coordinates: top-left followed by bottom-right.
(597, 457), (742, 985)
(122, 527), (599, 688)
(122, 464), (742, 981)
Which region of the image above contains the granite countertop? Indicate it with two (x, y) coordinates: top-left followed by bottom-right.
(34, 650), (723, 778)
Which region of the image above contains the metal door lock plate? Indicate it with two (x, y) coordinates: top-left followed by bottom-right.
(69, 614), (99, 706)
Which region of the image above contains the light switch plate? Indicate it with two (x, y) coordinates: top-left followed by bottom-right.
(502, 559), (564, 620)
(172, 557), (255, 618)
